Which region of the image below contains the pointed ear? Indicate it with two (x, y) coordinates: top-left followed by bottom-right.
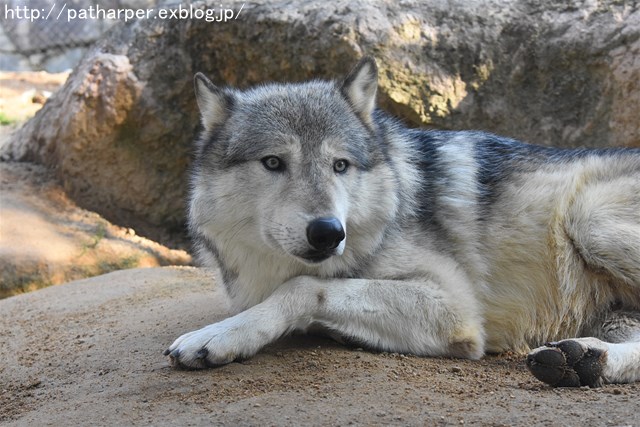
(341, 56), (378, 125)
(194, 72), (233, 131)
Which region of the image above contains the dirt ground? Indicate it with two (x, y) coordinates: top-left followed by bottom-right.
(1, 267), (638, 427)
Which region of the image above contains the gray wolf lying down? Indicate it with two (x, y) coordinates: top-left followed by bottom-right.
(165, 57), (640, 387)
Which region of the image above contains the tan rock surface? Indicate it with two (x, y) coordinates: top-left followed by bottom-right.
(0, 161), (191, 298)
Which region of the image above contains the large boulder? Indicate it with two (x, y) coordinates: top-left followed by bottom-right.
(5, 0), (639, 231)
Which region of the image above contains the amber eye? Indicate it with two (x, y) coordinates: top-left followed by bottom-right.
(261, 156), (284, 172)
(333, 159), (349, 173)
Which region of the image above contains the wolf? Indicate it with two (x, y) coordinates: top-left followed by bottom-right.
(165, 57), (640, 387)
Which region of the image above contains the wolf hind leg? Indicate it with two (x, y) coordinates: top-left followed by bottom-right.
(565, 175), (640, 286)
(526, 311), (640, 387)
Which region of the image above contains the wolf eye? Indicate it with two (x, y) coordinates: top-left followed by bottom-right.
(261, 156), (284, 172)
(333, 159), (349, 173)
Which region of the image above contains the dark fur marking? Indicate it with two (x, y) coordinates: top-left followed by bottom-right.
(411, 129), (445, 224)
(316, 290), (326, 305)
(406, 129), (456, 250)
(191, 233), (238, 294)
(473, 135), (639, 216)
(598, 310), (640, 343)
(473, 133), (560, 214)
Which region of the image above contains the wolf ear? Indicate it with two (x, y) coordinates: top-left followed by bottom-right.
(194, 72), (232, 131)
(341, 56), (378, 125)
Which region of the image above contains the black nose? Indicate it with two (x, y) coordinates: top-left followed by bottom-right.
(306, 217), (345, 251)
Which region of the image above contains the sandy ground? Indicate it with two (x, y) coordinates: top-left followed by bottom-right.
(0, 267), (638, 426)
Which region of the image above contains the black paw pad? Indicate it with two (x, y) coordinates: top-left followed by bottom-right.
(526, 341), (606, 388)
(526, 349), (568, 385)
(555, 340), (585, 366)
(573, 348), (606, 386)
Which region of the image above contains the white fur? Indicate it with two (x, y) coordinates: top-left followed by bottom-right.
(605, 341), (640, 384)
(170, 272), (484, 369)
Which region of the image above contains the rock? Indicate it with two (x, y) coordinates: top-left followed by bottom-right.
(0, 161), (191, 298)
(4, 0), (639, 231)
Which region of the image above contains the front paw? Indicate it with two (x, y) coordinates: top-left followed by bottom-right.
(164, 322), (243, 369)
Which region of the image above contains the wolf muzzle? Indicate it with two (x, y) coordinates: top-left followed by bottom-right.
(306, 217), (345, 252)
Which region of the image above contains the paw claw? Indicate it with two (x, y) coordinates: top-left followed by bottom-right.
(196, 348), (209, 360)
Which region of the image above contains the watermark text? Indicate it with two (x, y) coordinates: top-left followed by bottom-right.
(3, 3), (245, 23)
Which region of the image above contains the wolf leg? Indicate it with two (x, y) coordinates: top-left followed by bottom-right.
(565, 174), (640, 286)
(533, 174), (640, 386)
(527, 311), (640, 386)
(165, 275), (484, 369)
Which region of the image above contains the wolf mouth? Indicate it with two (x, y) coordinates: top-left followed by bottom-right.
(299, 250), (333, 263)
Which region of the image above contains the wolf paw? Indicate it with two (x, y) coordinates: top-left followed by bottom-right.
(526, 339), (607, 387)
(164, 322), (244, 369)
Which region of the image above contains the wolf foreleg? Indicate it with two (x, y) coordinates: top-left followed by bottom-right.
(166, 275), (485, 369)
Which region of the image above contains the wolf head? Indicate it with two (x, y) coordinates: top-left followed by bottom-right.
(190, 57), (400, 268)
